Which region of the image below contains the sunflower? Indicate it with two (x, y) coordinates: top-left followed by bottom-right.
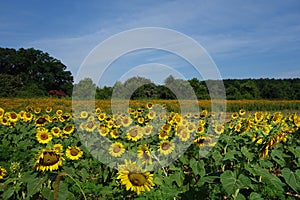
(143, 125), (153, 136)
(239, 109), (246, 116)
(34, 148), (64, 171)
(95, 107), (102, 115)
(231, 112), (239, 119)
(137, 145), (152, 165)
(51, 127), (62, 137)
(146, 102), (153, 109)
(177, 128), (190, 142)
(56, 109), (63, 116)
(53, 144), (63, 151)
(60, 113), (72, 122)
(0, 166), (7, 179)
(117, 160), (155, 195)
(109, 142), (125, 157)
(200, 110), (208, 118)
(85, 121), (97, 132)
(1, 117), (9, 126)
(161, 124), (171, 132)
(19, 110), (26, 119)
(214, 124), (224, 134)
(63, 124), (75, 134)
(194, 136), (215, 147)
(173, 114), (182, 125)
(34, 107), (42, 114)
(146, 111), (156, 120)
(10, 162), (20, 172)
(8, 112), (19, 123)
(98, 126), (110, 136)
(194, 136), (206, 147)
(127, 126), (143, 141)
(159, 141), (175, 155)
(36, 128), (52, 144)
(110, 129), (119, 139)
(272, 112), (283, 124)
(98, 113), (106, 121)
(121, 115), (133, 127)
(234, 123), (242, 132)
(137, 117), (144, 124)
(196, 125), (205, 134)
(0, 107), (4, 118)
(45, 107), (52, 113)
(66, 146), (83, 160)
(260, 147), (269, 159)
(35, 115), (50, 126)
(80, 111), (88, 119)
(186, 122), (196, 132)
(158, 130), (169, 140)
(254, 112), (264, 122)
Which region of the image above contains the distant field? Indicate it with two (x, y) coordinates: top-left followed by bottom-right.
(0, 98), (299, 113)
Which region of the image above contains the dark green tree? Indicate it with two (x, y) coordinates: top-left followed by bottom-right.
(0, 47), (73, 97)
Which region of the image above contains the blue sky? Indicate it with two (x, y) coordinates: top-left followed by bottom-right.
(1, 0), (300, 86)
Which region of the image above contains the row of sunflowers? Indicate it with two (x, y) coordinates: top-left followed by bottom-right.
(0, 102), (300, 199)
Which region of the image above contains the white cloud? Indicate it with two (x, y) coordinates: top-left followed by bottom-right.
(21, 0), (300, 85)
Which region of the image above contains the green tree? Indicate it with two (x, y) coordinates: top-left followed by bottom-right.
(0, 47), (73, 97)
(72, 78), (97, 100)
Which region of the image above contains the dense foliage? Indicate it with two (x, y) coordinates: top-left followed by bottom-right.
(102, 76), (300, 100)
(0, 47), (73, 97)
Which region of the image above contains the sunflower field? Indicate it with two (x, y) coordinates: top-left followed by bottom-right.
(0, 99), (300, 200)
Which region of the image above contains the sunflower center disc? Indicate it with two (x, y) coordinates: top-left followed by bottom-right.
(41, 133), (48, 140)
(113, 146), (121, 153)
(129, 173), (147, 186)
(130, 129), (138, 137)
(162, 143), (170, 150)
(42, 152), (59, 166)
(71, 149), (79, 156)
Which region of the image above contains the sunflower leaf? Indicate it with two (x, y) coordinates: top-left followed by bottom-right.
(281, 168), (300, 193)
(26, 176), (45, 198)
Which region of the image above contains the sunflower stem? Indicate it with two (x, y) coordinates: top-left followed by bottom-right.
(65, 173), (87, 200)
(152, 154), (168, 176)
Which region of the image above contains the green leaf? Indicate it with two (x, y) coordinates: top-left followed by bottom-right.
(78, 168), (89, 181)
(174, 171), (184, 187)
(270, 149), (286, 167)
(189, 158), (205, 176)
(57, 181), (76, 200)
(223, 150), (240, 161)
(179, 154), (189, 165)
(249, 192), (263, 200)
(241, 146), (254, 161)
(250, 164), (285, 191)
(236, 193), (246, 200)
(238, 174), (252, 189)
(2, 187), (14, 200)
(212, 151), (222, 165)
(27, 177), (45, 197)
(220, 170), (241, 195)
(281, 168), (300, 193)
(153, 177), (163, 186)
(41, 188), (53, 200)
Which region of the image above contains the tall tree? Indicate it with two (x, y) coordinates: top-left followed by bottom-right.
(0, 47), (73, 97)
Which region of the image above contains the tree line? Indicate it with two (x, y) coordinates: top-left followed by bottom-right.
(1, 47), (299, 100)
(90, 76), (300, 100)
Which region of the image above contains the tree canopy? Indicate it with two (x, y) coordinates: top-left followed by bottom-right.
(0, 47), (73, 97)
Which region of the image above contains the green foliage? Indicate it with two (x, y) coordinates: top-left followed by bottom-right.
(72, 78), (97, 100)
(0, 47), (73, 97)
